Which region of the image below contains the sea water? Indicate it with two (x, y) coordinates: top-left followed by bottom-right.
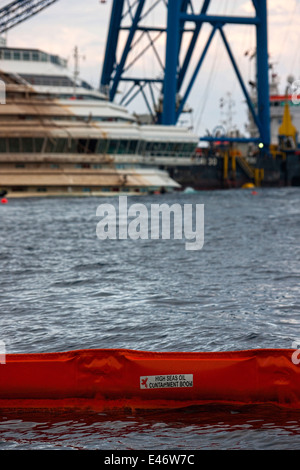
(0, 188), (299, 450)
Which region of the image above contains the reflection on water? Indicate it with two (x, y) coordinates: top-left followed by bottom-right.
(1, 406), (300, 450)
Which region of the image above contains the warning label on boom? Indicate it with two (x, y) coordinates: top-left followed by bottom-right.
(140, 374), (193, 389)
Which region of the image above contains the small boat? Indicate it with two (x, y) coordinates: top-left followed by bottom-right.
(0, 348), (299, 411)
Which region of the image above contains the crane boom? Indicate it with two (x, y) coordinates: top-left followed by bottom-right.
(0, 0), (58, 33)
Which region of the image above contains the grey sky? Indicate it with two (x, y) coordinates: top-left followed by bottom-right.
(2, 0), (299, 138)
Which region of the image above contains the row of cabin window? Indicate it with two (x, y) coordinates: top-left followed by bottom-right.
(0, 49), (67, 67)
(20, 74), (93, 90)
(0, 138), (196, 155)
(10, 187), (151, 193)
(13, 163), (142, 169)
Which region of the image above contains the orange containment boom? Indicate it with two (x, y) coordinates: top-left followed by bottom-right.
(0, 348), (300, 411)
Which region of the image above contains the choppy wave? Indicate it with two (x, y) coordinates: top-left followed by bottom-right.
(0, 187), (299, 449)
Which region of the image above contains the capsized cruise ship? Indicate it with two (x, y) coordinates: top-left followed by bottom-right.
(0, 43), (199, 197)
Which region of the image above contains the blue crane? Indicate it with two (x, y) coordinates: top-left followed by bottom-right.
(0, 0), (58, 33)
(100, 0), (270, 148)
(0, 0), (271, 148)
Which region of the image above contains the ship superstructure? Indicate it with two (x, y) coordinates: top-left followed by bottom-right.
(0, 44), (200, 196)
